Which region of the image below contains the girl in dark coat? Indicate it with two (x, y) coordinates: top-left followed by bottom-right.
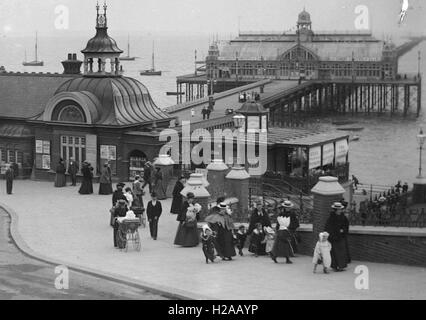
(248, 223), (266, 256)
(99, 163), (113, 195)
(201, 225), (216, 263)
(170, 177), (185, 214)
(153, 167), (166, 200)
(174, 192), (201, 247)
(54, 159), (66, 187)
(324, 202), (350, 271)
(270, 216), (294, 264)
(78, 161), (93, 194)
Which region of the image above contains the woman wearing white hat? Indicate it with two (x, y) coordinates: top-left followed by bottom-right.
(324, 202), (350, 271)
(270, 216), (294, 264)
(277, 200), (300, 253)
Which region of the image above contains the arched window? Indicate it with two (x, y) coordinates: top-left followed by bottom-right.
(58, 105), (85, 123)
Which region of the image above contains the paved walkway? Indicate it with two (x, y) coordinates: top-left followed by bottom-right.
(0, 208), (169, 300)
(1, 180), (426, 300)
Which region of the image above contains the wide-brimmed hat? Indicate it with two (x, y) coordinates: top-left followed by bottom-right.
(218, 202), (227, 209)
(331, 202), (345, 210)
(281, 200), (294, 208)
(379, 196), (387, 202)
(117, 199), (126, 204)
(116, 182), (125, 188)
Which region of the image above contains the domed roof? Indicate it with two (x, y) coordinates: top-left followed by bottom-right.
(54, 76), (172, 126)
(82, 28), (123, 54)
(237, 100), (268, 114)
(298, 9), (311, 24)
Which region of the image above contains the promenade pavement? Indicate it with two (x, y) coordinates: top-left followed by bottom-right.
(1, 180), (426, 300)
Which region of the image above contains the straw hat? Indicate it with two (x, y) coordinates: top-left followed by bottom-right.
(331, 202), (345, 210)
(281, 200), (294, 208)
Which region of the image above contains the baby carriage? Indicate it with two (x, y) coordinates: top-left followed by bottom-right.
(131, 199), (146, 228)
(116, 219), (141, 252)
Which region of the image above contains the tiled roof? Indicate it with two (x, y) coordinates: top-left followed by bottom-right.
(0, 73), (77, 119)
(267, 127), (349, 147)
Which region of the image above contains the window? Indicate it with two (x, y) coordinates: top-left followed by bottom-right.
(58, 105), (85, 123)
(61, 135), (86, 171)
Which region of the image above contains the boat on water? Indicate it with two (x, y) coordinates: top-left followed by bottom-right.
(332, 120), (357, 126)
(350, 135), (360, 142)
(119, 35), (136, 61)
(140, 42), (161, 76)
(337, 127), (364, 132)
(23, 32), (44, 66)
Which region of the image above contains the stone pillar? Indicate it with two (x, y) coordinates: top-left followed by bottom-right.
(225, 166), (250, 222)
(412, 177), (426, 204)
(153, 154), (175, 198)
(311, 176), (345, 247)
(206, 159), (229, 202)
(181, 173), (211, 221)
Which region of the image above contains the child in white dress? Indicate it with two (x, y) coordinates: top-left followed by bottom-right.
(312, 232), (332, 274)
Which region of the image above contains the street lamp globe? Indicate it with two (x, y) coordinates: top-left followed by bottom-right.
(417, 129), (426, 147)
(233, 114), (246, 130)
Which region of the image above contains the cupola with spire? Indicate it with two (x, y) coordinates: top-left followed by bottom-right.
(296, 8), (314, 42)
(81, 1), (123, 77)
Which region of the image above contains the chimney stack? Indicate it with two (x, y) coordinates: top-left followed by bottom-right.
(62, 53), (83, 74)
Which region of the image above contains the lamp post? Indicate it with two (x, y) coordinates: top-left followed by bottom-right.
(233, 113), (246, 132)
(413, 128), (426, 204)
(417, 129), (426, 178)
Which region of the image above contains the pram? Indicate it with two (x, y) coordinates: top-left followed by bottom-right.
(116, 219), (141, 252)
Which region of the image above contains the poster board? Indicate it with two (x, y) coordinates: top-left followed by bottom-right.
(309, 146), (321, 169)
(322, 143), (334, 166)
(335, 139), (349, 163)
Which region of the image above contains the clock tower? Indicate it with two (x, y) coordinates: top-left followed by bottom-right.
(81, 1), (123, 77)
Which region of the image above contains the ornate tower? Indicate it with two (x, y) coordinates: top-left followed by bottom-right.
(296, 9), (314, 42)
(81, 2), (123, 77)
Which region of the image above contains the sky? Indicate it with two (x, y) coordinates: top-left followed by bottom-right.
(0, 0), (425, 38)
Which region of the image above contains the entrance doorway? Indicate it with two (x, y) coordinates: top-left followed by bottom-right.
(129, 150), (147, 181)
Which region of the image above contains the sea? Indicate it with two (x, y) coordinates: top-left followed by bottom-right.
(1, 33), (426, 187)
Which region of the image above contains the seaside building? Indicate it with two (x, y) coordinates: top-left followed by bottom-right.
(0, 3), (174, 181)
(178, 9), (400, 98)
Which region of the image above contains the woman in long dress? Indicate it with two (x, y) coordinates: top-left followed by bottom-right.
(174, 192), (201, 247)
(325, 202), (350, 271)
(78, 161), (93, 194)
(99, 163), (113, 195)
(205, 203), (236, 260)
(153, 167), (166, 200)
(270, 216), (294, 264)
(170, 177), (185, 214)
(54, 159), (66, 187)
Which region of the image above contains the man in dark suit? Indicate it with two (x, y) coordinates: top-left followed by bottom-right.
(248, 202), (271, 234)
(146, 192), (162, 240)
(142, 162), (153, 194)
(68, 157), (79, 186)
(5, 164), (14, 194)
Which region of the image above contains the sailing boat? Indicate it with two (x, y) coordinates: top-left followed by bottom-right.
(140, 41), (161, 76)
(23, 32), (44, 66)
(119, 35), (136, 61)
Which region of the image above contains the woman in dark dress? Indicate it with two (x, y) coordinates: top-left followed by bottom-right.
(78, 161), (93, 194)
(170, 176), (185, 214)
(205, 203), (236, 260)
(153, 167), (166, 200)
(325, 202), (350, 271)
(99, 163), (113, 195)
(277, 200), (300, 254)
(174, 192), (201, 247)
(270, 216), (294, 264)
(54, 159), (66, 187)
